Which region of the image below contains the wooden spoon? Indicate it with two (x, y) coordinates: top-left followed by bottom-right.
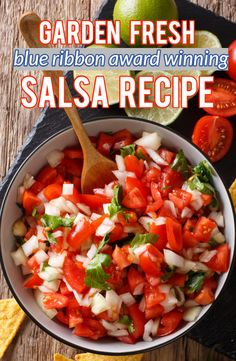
(19, 12), (116, 193)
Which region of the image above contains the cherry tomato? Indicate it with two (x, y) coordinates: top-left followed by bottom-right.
(203, 78), (236, 117)
(192, 116), (233, 162)
(63, 147), (83, 159)
(113, 129), (134, 150)
(78, 194), (110, 209)
(149, 223), (167, 250)
(228, 40), (236, 81)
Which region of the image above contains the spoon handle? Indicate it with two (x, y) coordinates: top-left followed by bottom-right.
(19, 12), (95, 153)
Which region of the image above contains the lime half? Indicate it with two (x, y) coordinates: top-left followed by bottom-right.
(125, 70), (183, 126)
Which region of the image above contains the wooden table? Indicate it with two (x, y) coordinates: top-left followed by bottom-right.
(0, 1), (235, 360)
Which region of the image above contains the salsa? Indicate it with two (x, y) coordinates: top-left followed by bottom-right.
(11, 129), (230, 344)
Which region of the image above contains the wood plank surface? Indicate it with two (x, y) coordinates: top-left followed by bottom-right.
(0, 0), (235, 360)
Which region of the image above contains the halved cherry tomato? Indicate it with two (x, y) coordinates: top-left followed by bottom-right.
(157, 310), (182, 336)
(97, 132), (115, 157)
(166, 218), (183, 252)
(23, 191), (41, 214)
(127, 303), (145, 339)
(194, 286), (214, 305)
(43, 183), (62, 201)
(151, 182), (163, 203)
(139, 244), (163, 276)
(113, 129), (134, 150)
(122, 187), (147, 209)
(37, 166), (57, 185)
(64, 147), (83, 159)
(128, 267), (145, 295)
(194, 216), (216, 243)
(67, 219), (92, 250)
(192, 115), (233, 162)
(203, 78), (236, 117)
(124, 155), (144, 178)
(228, 40), (236, 81)
(74, 318), (106, 340)
(112, 245), (132, 270)
(24, 273), (43, 288)
(63, 257), (87, 293)
(149, 223), (167, 250)
(144, 284), (165, 309)
(43, 293), (69, 309)
(206, 244), (230, 273)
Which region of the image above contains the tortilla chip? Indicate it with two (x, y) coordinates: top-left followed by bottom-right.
(229, 179), (236, 211)
(54, 354), (74, 361)
(0, 298), (26, 358)
(75, 353), (144, 361)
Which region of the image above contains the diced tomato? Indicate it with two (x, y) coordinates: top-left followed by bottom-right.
(73, 176), (81, 191)
(37, 166), (57, 186)
(183, 219), (199, 248)
(113, 129), (134, 150)
(74, 318), (106, 340)
(157, 167), (184, 197)
(24, 227), (36, 240)
(159, 148), (176, 164)
(43, 183), (62, 201)
(64, 147), (83, 159)
(56, 311), (69, 325)
(90, 215), (108, 233)
(202, 194), (213, 206)
(96, 311), (114, 322)
(23, 191), (41, 214)
(206, 244), (230, 273)
(24, 273), (43, 288)
(149, 223), (167, 250)
(64, 158), (83, 177)
(79, 194), (110, 209)
(60, 281), (73, 296)
(79, 306), (93, 319)
(54, 174), (64, 185)
(127, 267), (145, 295)
(127, 303), (145, 339)
(68, 308), (83, 328)
(67, 219), (92, 250)
(27, 255), (40, 272)
(145, 304), (164, 320)
(29, 180), (44, 194)
(146, 167), (161, 183)
(63, 257), (87, 293)
(112, 245), (132, 270)
(157, 310), (183, 336)
(50, 227), (64, 253)
(43, 293), (69, 309)
(144, 284), (165, 309)
(117, 335), (135, 344)
(194, 216), (216, 242)
(109, 224), (124, 243)
(97, 132), (115, 157)
(62, 184), (81, 204)
(124, 155), (144, 178)
(194, 286), (214, 305)
(136, 145), (148, 160)
(139, 244), (163, 276)
(169, 189), (192, 211)
(117, 211), (137, 226)
(126, 177), (149, 198)
(122, 187), (147, 209)
(168, 274), (187, 287)
(166, 217), (183, 252)
(106, 264), (124, 288)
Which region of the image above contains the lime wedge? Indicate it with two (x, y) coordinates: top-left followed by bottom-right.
(74, 69), (130, 105)
(125, 70), (183, 126)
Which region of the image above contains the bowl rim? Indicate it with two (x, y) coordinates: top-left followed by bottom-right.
(0, 115), (235, 355)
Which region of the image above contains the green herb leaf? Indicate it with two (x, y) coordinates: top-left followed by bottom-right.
(32, 207), (37, 217)
(41, 261), (48, 272)
(119, 315), (135, 334)
(41, 214), (74, 230)
(161, 266), (176, 281)
(188, 176), (214, 195)
(15, 236), (24, 246)
(171, 150), (190, 179)
(85, 254), (111, 290)
(130, 233), (158, 250)
(186, 271), (206, 293)
(193, 160), (213, 183)
(120, 144), (136, 158)
(46, 231), (57, 244)
(96, 234), (110, 254)
(108, 185), (124, 219)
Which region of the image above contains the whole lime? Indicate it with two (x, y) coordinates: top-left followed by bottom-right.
(113, 0), (178, 47)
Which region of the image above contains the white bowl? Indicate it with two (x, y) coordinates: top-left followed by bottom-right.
(0, 117), (235, 355)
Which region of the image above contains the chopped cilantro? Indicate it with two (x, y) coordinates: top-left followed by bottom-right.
(84, 253), (111, 290)
(41, 261), (48, 272)
(120, 144), (136, 157)
(161, 266), (176, 281)
(130, 233), (158, 250)
(32, 207), (37, 217)
(171, 150), (190, 179)
(41, 214), (74, 230)
(186, 271), (206, 293)
(193, 161), (213, 183)
(108, 185), (124, 219)
(96, 234), (110, 254)
(119, 315), (135, 334)
(46, 231), (57, 244)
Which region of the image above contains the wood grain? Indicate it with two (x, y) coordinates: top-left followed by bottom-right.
(0, 0), (235, 360)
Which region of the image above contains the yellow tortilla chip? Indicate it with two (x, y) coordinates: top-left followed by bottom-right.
(0, 298), (26, 358)
(54, 354), (74, 361)
(75, 353), (144, 361)
(229, 179), (236, 211)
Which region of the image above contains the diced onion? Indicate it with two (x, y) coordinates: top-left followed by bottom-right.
(34, 249), (49, 264)
(199, 250), (217, 263)
(115, 154), (125, 172)
(39, 266), (63, 281)
(164, 200), (177, 218)
(164, 249), (184, 268)
(44, 203), (60, 216)
(43, 279), (61, 292)
(159, 286), (178, 313)
(145, 148), (168, 166)
(174, 286), (185, 306)
(120, 292), (136, 306)
(38, 285), (54, 293)
(106, 290), (122, 319)
(212, 231), (226, 244)
(112, 170), (136, 187)
(87, 244), (97, 260)
(11, 247), (27, 266)
(103, 203), (110, 215)
(46, 150), (64, 168)
(21, 264), (32, 275)
(77, 203), (91, 216)
(183, 306), (202, 322)
(91, 293), (109, 315)
(133, 245), (147, 257)
(104, 182), (115, 198)
(48, 252), (66, 268)
(62, 183), (74, 196)
(36, 225), (47, 241)
(34, 289), (57, 319)
(22, 235), (39, 257)
(209, 211), (224, 228)
(101, 320), (118, 332)
(139, 216), (153, 231)
(96, 218), (115, 237)
(151, 319), (160, 337)
(52, 230), (63, 239)
(90, 213), (101, 221)
(37, 191), (48, 203)
(139, 297), (146, 312)
(108, 329), (129, 337)
(143, 320), (154, 342)
(190, 190), (204, 211)
(135, 132), (162, 151)
(181, 207), (193, 219)
(75, 255), (90, 267)
(133, 282), (144, 296)
(23, 173), (35, 189)
(184, 300), (198, 308)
